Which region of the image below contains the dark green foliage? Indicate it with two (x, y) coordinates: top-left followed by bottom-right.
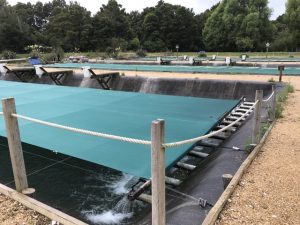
(203, 0), (274, 51)
(1, 50), (16, 59)
(198, 53), (207, 57)
(136, 49), (147, 57)
(275, 83), (294, 118)
(0, 0), (299, 53)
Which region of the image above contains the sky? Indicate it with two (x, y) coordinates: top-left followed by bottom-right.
(7, 0), (287, 20)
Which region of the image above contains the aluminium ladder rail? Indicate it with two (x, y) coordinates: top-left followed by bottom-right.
(128, 100), (255, 204)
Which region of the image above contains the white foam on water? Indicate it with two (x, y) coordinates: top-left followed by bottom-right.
(86, 211), (133, 224)
(108, 174), (134, 195)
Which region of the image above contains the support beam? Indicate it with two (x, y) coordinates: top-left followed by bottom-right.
(138, 194), (152, 204)
(252, 90), (263, 144)
(2, 98), (28, 192)
(151, 119), (165, 225)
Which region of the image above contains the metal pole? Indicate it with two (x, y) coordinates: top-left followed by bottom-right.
(2, 98), (28, 192)
(252, 90), (263, 144)
(151, 119), (165, 225)
(271, 85), (276, 121)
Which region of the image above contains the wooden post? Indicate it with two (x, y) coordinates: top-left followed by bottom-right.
(151, 119), (165, 225)
(270, 85), (276, 121)
(2, 98), (28, 192)
(278, 65), (285, 82)
(252, 90), (263, 144)
(222, 174), (233, 189)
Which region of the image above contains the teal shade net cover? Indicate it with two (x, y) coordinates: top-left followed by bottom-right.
(46, 63), (300, 75)
(0, 81), (239, 178)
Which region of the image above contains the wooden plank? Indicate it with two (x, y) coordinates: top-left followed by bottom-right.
(0, 183), (88, 225)
(43, 67), (73, 74)
(151, 119), (166, 225)
(2, 98), (28, 192)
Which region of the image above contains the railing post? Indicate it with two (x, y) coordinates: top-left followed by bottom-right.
(151, 119), (165, 225)
(270, 85), (276, 121)
(252, 90), (263, 144)
(2, 98), (28, 192)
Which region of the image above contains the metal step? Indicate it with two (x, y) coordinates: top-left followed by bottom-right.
(240, 105), (253, 109)
(165, 176), (181, 186)
(189, 150), (209, 158)
(193, 146), (204, 152)
(236, 108), (252, 113)
(200, 138), (223, 147)
(211, 131), (230, 140)
(216, 125), (236, 132)
(243, 101), (255, 106)
(221, 120), (242, 127)
(231, 112), (250, 117)
(176, 162), (196, 171)
(226, 116), (245, 121)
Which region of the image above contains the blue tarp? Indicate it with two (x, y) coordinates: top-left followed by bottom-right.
(0, 81), (239, 178)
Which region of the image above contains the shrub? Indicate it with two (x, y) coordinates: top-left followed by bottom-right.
(29, 50), (41, 58)
(105, 47), (119, 58)
(1, 50), (16, 59)
(42, 53), (57, 64)
(53, 46), (65, 62)
(198, 52), (207, 57)
(136, 49), (147, 57)
(240, 54), (249, 59)
(275, 83), (294, 119)
(129, 38), (140, 51)
(268, 77), (275, 83)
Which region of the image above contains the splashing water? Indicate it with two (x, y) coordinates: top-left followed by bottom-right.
(86, 211), (133, 225)
(114, 196), (133, 214)
(108, 173), (138, 195)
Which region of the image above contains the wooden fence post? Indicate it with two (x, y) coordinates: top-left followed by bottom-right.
(271, 85), (276, 121)
(252, 90), (263, 144)
(151, 119), (165, 225)
(2, 98), (28, 192)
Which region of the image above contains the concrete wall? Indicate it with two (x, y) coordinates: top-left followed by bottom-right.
(0, 72), (272, 101)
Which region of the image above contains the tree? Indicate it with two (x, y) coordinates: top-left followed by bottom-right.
(0, 0), (32, 52)
(285, 0), (300, 50)
(92, 0), (133, 51)
(203, 0), (273, 51)
(46, 2), (92, 51)
(139, 1), (198, 52)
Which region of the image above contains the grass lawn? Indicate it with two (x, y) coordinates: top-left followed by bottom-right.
(16, 51), (300, 59)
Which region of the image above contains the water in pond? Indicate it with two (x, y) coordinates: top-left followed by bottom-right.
(0, 138), (150, 225)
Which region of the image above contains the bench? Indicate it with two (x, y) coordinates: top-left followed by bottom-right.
(87, 68), (119, 90)
(38, 67), (73, 85)
(2, 65), (36, 82)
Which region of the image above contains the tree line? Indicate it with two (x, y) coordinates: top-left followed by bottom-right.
(0, 0), (299, 54)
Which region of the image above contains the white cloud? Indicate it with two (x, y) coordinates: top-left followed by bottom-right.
(7, 0), (286, 19)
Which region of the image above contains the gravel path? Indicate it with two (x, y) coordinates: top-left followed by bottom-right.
(216, 78), (300, 225)
(0, 193), (50, 224)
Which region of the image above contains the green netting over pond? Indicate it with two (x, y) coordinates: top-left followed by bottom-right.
(0, 81), (239, 178)
(46, 63), (300, 75)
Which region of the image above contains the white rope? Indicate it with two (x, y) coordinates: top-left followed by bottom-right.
(5, 100), (258, 149)
(163, 100), (258, 148)
(263, 91), (274, 103)
(11, 113), (152, 146)
(0, 112), (3, 115)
